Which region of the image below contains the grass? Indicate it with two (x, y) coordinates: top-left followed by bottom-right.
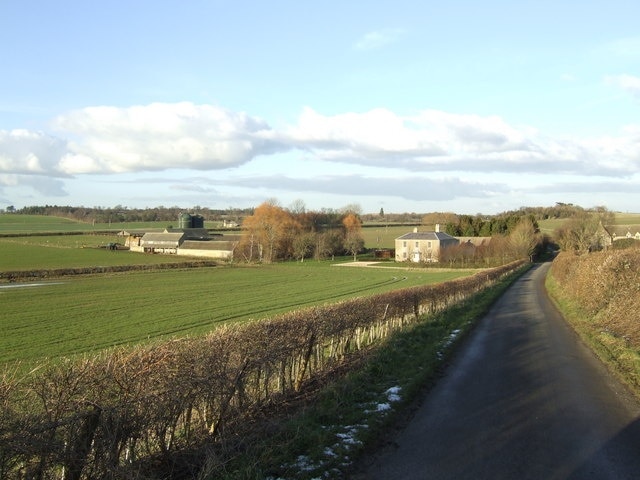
(360, 224), (412, 249)
(0, 214), (84, 233)
(0, 262), (472, 366)
(0, 236), (193, 270)
(538, 212), (640, 238)
(217, 264), (531, 479)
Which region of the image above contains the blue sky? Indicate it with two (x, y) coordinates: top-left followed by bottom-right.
(1, 0), (639, 214)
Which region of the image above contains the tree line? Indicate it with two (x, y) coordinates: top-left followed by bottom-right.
(7, 200), (616, 259)
(6, 205), (254, 224)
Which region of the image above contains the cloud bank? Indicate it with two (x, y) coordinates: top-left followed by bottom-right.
(1, 92), (639, 207)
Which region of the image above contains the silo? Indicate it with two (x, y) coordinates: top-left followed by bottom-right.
(191, 214), (204, 228)
(179, 213), (192, 229)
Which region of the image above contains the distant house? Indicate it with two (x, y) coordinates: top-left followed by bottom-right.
(395, 225), (459, 263)
(606, 225), (640, 243)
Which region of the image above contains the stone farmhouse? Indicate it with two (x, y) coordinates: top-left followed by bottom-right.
(395, 225), (459, 263)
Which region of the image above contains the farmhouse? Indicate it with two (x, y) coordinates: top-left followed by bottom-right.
(395, 225), (459, 263)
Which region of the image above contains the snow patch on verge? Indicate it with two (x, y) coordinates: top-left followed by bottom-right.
(436, 328), (461, 359)
(268, 386), (402, 479)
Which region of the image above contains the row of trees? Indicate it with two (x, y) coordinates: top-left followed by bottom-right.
(6, 205), (254, 224)
(234, 201), (365, 263)
(437, 217), (545, 267)
(421, 211), (540, 237)
(421, 203), (610, 238)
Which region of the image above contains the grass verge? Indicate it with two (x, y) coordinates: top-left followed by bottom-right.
(210, 264), (531, 480)
(545, 274), (640, 400)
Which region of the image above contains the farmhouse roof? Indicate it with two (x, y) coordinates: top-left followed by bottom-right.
(396, 231), (457, 241)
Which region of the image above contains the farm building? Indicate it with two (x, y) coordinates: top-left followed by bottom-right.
(118, 229), (164, 249)
(606, 225), (640, 242)
(117, 214), (240, 260)
(179, 236), (241, 260)
(140, 232), (186, 254)
(395, 225), (459, 263)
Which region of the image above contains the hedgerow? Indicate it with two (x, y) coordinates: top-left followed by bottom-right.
(0, 261), (218, 282)
(0, 260), (525, 480)
(549, 249), (640, 395)
(550, 250), (640, 345)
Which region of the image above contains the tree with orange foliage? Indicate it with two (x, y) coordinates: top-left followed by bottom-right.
(342, 213), (365, 261)
(238, 201), (301, 263)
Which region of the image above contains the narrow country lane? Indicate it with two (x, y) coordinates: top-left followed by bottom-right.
(358, 262), (640, 480)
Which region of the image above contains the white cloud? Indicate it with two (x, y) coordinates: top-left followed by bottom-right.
(0, 129), (69, 175)
(0, 173), (67, 196)
(52, 102), (285, 174)
(285, 108), (639, 176)
(353, 28), (405, 51)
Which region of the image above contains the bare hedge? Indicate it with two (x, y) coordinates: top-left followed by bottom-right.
(0, 260), (525, 479)
(550, 249), (640, 346)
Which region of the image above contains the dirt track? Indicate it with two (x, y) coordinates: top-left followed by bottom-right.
(354, 262), (640, 479)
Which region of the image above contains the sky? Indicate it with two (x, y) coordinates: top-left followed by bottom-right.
(1, 0), (639, 215)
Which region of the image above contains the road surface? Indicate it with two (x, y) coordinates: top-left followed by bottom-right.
(357, 262), (640, 479)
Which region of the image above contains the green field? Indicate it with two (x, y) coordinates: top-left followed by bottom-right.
(537, 212), (640, 237)
(361, 225), (412, 249)
(0, 236), (197, 270)
(0, 262), (472, 366)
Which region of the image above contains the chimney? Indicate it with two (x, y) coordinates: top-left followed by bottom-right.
(413, 227), (418, 233)
(435, 223), (440, 233)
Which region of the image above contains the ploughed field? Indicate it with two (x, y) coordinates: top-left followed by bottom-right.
(0, 262), (473, 366)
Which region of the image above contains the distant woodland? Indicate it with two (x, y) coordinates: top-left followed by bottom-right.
(6, 201), (601, 229)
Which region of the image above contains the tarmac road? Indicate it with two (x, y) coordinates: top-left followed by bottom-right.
(357, 262), (640, 480)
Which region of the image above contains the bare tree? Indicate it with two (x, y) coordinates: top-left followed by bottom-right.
(342, 213), (364, 261)
(508, 218), (540, 261)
